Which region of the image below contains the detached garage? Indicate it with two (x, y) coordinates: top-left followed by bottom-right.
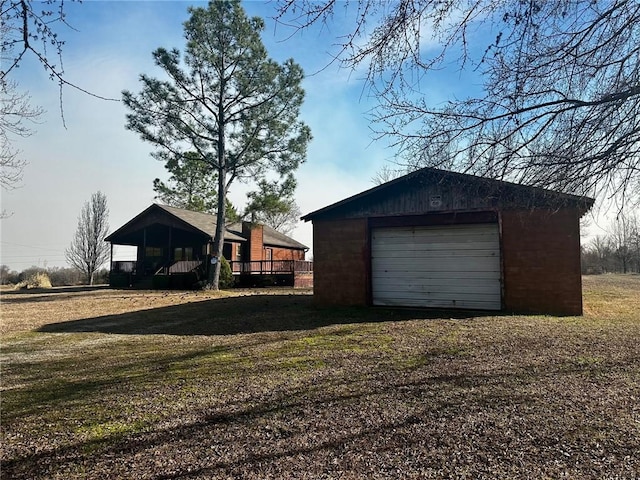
(302, 167), (594, 316)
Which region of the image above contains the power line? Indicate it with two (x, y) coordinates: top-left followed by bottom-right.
(0, 254), (66, 259)
(0, 241), (66, 252)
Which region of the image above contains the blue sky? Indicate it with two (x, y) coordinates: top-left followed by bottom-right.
(1, 0), (398, 269)
(0, 0), (614, 270)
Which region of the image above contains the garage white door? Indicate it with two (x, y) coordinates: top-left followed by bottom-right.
(371, 223), (501, 310)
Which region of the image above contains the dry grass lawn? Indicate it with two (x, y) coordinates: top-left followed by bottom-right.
(1, 276), (639, 479)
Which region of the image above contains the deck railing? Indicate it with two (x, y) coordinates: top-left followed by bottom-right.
(229, 260), (313, 275)
(112, 259), (313, 277)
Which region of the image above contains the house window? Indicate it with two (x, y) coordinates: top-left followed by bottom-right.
(236, 243), (242, 260)
(174, 247), (193, 261)
(145, 247), (163, 257)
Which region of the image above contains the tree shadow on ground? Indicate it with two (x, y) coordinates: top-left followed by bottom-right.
(37, 294), (498, 336)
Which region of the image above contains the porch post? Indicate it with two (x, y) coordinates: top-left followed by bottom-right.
(142, 228), (147, 275)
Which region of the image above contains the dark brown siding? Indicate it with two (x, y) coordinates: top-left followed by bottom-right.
(502, 208), (583, 315)
(313, 218), (368, 305)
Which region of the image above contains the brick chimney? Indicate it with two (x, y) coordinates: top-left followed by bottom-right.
(242, 222), (264, 261)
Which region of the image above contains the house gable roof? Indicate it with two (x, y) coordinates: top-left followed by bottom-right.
(226, 222), (308, 250)
(301, 167), (595, 222)
(155, 205), (247, 242)
(262, 224), (308, 250)
(106, 204), (307, 250)
(105, 204), (245, 244)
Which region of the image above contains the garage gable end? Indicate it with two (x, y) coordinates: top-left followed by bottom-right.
(302, 167), (594, 222)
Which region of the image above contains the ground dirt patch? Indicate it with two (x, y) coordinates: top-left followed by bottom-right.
(1, 276), (639, 479)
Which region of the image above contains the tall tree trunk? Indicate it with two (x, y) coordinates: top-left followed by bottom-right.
(209, 167), (227, 290)
(208, 83), (227, 290)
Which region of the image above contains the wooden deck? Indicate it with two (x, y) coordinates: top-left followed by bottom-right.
(229, 260), (313, 275)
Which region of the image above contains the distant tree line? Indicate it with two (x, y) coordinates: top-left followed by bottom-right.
(0, 265), (109, 287)
(582, 213), (640, 275)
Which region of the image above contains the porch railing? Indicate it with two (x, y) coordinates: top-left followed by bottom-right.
(156, 260), (206, 275)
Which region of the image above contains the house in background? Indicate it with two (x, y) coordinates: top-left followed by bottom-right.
(105, 204), (312, 289)
(302, 167), (594, 316)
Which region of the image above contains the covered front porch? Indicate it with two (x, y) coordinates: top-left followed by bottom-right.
(104, 204), (240, 289)
(109, 258), (209, 289)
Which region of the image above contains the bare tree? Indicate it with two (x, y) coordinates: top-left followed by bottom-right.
(2, 0), (112, 212)
(371, 164), (407, 186)
(610, 211), (640, 274)
(276, 0), (640, 203)
(583, 211), (640, 274)
(584, 235), (614, 274)
(1, 13), (43, 200)
(1, 0), (115, 124)
(1, 79), (42, 191)
(1, 0), (68, 81)
(1, 0), (111, 96)
(65, 191), (110, 285)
